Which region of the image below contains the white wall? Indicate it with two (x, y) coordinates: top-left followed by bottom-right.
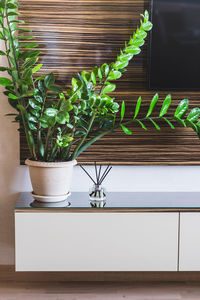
(1, 41), (200, 265)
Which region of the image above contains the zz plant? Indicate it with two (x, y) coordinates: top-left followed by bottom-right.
(0, 1), (200, 162)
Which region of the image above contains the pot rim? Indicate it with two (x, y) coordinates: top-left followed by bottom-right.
(25, 158), (77, 168)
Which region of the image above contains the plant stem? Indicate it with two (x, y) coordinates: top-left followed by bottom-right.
(73, 115), (176, 158)
(4, 5), (36, 159)
(5, 8), (20, 79)
(43, 128), (51, 160)
(60, 117), (77, 161)
(71, 110), (96, 160)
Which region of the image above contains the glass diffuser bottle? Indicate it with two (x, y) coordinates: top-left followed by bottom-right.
(80, 163), (112, 204)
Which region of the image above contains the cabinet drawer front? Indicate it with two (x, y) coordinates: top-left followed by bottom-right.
(15, 212), (178, 271)
(180, 213), (200, 271)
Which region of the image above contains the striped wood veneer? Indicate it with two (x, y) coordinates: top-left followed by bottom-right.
(19, 0), (200, 165)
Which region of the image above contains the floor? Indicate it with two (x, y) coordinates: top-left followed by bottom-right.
(1, 282), (200, 300)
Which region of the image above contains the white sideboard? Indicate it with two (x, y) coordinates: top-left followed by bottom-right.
(179, 213), (200, 271)
(15, 212), (178, 271)
(15, 192), (200, 272)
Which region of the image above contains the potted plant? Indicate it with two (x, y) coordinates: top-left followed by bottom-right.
(0, 1), (200, 202)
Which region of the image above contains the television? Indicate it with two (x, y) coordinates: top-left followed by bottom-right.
(148, 0), (200, 90)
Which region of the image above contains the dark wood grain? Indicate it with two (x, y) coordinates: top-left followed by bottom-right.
(4, 265), (200, 281)
(19, 0), (200, 165)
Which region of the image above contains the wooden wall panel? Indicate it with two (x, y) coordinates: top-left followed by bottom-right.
(19, 0), (200, 165)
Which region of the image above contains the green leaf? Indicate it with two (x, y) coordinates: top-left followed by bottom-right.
(18, 28), (32, 32)
(3, 28), (10, 39)
(73, 105), (79, 115)
(98, 68), (102, 81)
(159, 94), (171, 117)
(81, 70), (90, 82)
(120, 124), (132, 135)
(29, 99), (41, 110)
(46, 116), (56, 127)
(141, 21), (153, 31)
(7, 2), (18, 9)
(32, 64), (43, 73)
(19, 42), (39, 48)
(71, 77), (78, 90)
(185, 120), (198, 132)
(8, 56), (16, 67)
(196, 121), (200, 132)
(186, 107), (200, 122)
(28, 122), (37, 131)
(162, 117), (175, 129)
(41, 122), (48, 128)
(174, 99), (189, 118)
(19, 50), (40, 60)
(18, 35), (35, 40)
(0, 77), (12, 86)
(135, 119), (147, 130)
(134, 96), (142, 118)
(8, 93), (18, 99)
(114, 60), (129, 70)
(0, 32), (4, 40)
(102, 83), (116, 94)
(130, 38), (145, 47)
(75, 130), (86, 137)
(10, 20), (25, 24)
(11, 70), (18, 81)
(60, 98), (73, 112)
(0, 0), (5, 8)
(16, 104), (25, 112)
(146, 93), (159, 117)
(21, 57), (38, 70)
(0, 50), (6, 55)
(38, 79), (46, 93)
(34, 75), (45, 82)
(5, 113), (18, 117)
(144, 10), (149, 20)
(101, 63), (110, 77)
(0, 67), (8, 71)
(26, 113), (37, 123)
(17, 104), (26, 112)
(118, 53), (133, 62)
(149, 118), (160, 130)
(104, 64), (110, 77)
(44, 108), (58, 117)
(125, 46), (141, 55)
(111, 102), (119, 112)
(134, 28), (147, 39)
(44, 73), (55, 89)
(67, 123), (73, 129)
(108, 70), (121, 80)
(56, 111), (69, 124)
(22, 68), (32, 81)
(174, 117), (186, 127)
(80, 100), (87, 110)
(34, 89), (43, 103)
(91, 71), (96, 86)
(121, 101), (125, 121)
(30, 109), (40, 118)
(49, 85), (62, 94)
(7, 11), (20, 16)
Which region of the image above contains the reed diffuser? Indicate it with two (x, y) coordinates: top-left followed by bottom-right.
(80, 163), (112, 202)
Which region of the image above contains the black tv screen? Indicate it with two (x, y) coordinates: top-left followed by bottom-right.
(148, 0), (200, 90)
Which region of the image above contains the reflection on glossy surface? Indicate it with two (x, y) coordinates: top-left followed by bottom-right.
(90, 200), (106, 208)
(31, 200), (71, 208)
(15, 192), (200, 210)
(30, 192), (71, 204)
(149, 0), (200, 89)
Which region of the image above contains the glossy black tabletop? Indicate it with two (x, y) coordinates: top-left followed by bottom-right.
(15, 192), (200, 211)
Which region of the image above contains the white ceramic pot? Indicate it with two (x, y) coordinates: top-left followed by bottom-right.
(25, 159), (77, 202)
